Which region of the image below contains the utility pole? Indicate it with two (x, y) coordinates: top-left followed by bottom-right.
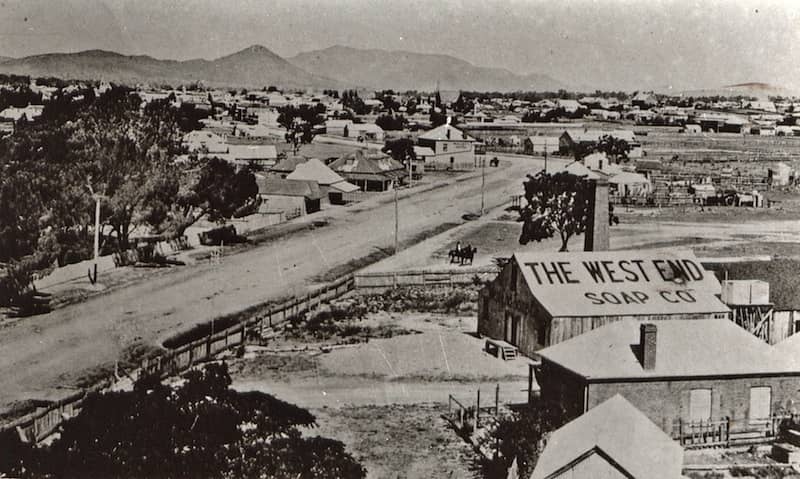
(90, 194), (101, 284)
(394, 186), (399, 254)
(86, 179), (105, 286)
(480, 157), (486, 216)
(543, 139), (548, 173)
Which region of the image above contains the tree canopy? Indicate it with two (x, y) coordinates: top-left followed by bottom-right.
(0, 85), (260, 311)
(518, 171), (593, 252)
(277, 104), (326, 154)
(482, 398), (565, 479)
(0, 363), (366, 479)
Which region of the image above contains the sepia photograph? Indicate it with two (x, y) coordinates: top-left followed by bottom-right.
(0, 0), (800, 477)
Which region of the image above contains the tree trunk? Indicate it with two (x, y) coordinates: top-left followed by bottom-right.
(559, 233), (570, 252)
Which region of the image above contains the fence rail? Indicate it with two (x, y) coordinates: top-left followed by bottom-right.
(673, 414), (798, 448)
(354, 267), (497, 290)
(1, 274), (356, 445)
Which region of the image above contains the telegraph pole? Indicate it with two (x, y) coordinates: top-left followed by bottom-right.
(86, 179), (105, 286)
(543, 139), (549, 173)
(480, 157), (486, 216)
(394, 187), (399, 254)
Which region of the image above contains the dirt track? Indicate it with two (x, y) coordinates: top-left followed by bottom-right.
(0, 155), (554, 411)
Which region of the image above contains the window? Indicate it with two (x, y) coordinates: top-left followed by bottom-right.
(443, 143), (448, 152)
(450, 157), (454, 164)
(689, 389), (712, 422)
(749, 386), (771, 421)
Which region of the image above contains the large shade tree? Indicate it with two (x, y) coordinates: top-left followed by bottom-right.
(518, 171), (593, 252)
(0, 363), (365, 479)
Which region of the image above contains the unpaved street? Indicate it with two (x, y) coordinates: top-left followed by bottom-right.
(0, 156), (554, 410)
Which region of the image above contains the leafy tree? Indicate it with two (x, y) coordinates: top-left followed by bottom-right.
(519, 171), (593, 252)
(165, 157), (259, 237)
(482, 397), (565, 479)
(382, 137), (416, 173)
(277, 104), (326, 154)
(0, 363), (365, 479)
(68, 89), (183, 250)
(430, 110), (448, 128)
(341, 90), (368, 115)
(374, 114), (406, 131)
(596, 134), (631, 163)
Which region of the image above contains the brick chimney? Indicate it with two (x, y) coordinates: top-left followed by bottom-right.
(640, 323), (657, 370)
(583, 178), (610, 251)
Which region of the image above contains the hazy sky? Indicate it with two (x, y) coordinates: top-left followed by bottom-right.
(0, 0), (798, 91)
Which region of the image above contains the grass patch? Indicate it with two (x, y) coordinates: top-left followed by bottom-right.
(282, 299), (418, 343)
(355, 285), (480, 315)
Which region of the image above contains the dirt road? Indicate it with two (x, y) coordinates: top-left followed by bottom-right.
(0, 156), (553, 410)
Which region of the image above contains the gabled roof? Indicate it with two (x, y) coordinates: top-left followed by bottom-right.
(531, 395), (684, 479)
(512, 250), (728, 320)
(256, 177), (321, 200)
(287, 158), (345, 186)
(271, 155), (309, 174)
(538, 318), (789, 380)
(418, 124), (476, 142)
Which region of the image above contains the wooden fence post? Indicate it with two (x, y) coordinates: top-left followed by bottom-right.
(476, 389), (481, 430)
(495, 384), (500, 417)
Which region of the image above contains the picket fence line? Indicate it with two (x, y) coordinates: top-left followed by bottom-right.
(1, 274), (356, 444)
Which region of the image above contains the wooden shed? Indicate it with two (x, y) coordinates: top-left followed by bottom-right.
(477, 250), (730, 357)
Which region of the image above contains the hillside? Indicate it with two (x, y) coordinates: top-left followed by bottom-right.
(679, 82), (798, 99)
(0, 46), (343, 90)
(289, 45), (565, 92)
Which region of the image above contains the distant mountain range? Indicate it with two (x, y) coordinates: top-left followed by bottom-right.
(0, 44), (567, 92)
(288, 45), (566, 92)
(0, 46), (342, 89)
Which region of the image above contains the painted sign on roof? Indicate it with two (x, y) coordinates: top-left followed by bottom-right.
(514, 249), (728, 317)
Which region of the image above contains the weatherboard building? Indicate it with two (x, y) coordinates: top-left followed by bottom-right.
(477, 250), (730, 357)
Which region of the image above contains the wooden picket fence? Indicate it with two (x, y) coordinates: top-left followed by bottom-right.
(0, 274), (356, 445)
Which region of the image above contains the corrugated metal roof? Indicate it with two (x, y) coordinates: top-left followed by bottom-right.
(329, 149), (405, 180)
(531, 395), (683, 479)
(256, 177), (321, 200)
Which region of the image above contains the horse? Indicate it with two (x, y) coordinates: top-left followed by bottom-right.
(448, 246), (477, 265)
(458, 246), (477, 265)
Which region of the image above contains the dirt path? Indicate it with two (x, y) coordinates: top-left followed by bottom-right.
(0, 155), (550, 411)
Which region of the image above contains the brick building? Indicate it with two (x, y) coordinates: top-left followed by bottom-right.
(531, 395), (684, 479)
(477, 250), (730, 357)
(535, 318), (800, 440)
